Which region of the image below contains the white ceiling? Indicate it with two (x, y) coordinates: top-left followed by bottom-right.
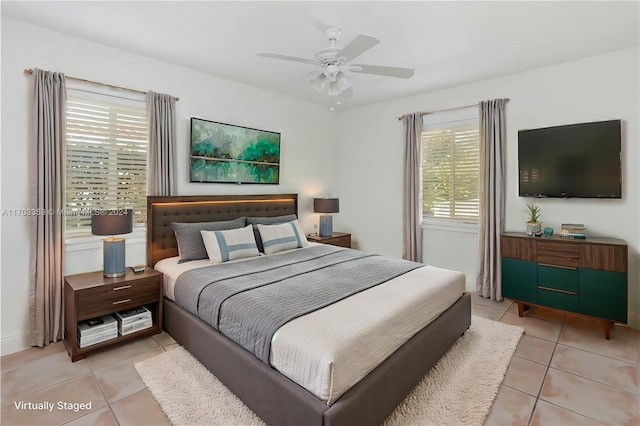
(2, 1), (639, 109)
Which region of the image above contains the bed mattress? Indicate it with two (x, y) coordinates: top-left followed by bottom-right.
(155, 246), (464, 404)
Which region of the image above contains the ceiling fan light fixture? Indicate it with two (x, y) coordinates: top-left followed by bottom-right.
(335, 71), (352, 90)
(311, 73), (328, 92)
(327, 82), (342, 96)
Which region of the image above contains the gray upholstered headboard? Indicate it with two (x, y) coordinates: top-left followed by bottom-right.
(146, 194), (298, 267)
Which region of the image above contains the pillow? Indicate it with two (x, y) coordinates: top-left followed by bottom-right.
(246, 214), (298, 252)
(257, 220), (308, 255)
(201, 224), (260, 263)
(172, 217), (246, 263)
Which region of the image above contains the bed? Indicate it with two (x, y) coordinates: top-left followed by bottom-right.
(147, 194), (471, 426)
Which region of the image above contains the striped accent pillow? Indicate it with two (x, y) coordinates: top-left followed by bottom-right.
(201, 224), (260, 263)
(257, 220), (308, 255)
(172, 218), (246, 263)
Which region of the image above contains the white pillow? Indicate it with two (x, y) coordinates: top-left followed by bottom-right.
(201, 224), (260, 263)
(257, 220), (308, 255)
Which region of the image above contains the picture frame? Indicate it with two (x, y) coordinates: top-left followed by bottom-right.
(190, 117), (281, 184)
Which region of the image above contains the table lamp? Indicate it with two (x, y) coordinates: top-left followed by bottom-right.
(313, 198), (339, 237)
(91, 209), (133, 277)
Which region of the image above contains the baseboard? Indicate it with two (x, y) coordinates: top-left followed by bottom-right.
(465, 281), (476, 293)
(629, 310), (640, 331)
(1, 332), (30, 356)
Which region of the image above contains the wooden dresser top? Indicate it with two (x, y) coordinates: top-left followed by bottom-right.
(502, 232), (626, 247)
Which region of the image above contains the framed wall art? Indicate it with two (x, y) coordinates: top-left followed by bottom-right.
(190, 117), (281, 184)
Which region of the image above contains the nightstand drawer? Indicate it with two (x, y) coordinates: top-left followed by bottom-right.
(322, 236), (351, 247)
(307, 232), (351, 248)
(77, 278), (160, 320)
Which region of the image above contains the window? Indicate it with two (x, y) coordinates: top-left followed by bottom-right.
(422, 122), (479, 221)
(65, 95), (148, 236)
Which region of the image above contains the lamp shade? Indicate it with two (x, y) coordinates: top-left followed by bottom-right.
(91, 209), (133, 235)
(335, 71), (352, 90)
(311, 73), (328, 92)
(314, 198), (339, 214)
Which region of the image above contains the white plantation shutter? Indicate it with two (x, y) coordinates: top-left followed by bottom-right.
(66, 96), (148, 234)
(422, 123), (479, 220)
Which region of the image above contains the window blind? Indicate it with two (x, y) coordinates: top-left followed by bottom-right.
(65, 96), (148, 234)
(422, 124), (479, 220)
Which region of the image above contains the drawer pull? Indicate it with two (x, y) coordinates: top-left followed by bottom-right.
(112, 299), (132, 305)
(113, 285), (132, 291)
(538, 286), (578, 296)
(538, 263), (577, 271)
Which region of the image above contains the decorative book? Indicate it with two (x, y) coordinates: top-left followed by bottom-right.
(560, 223), (586, 238)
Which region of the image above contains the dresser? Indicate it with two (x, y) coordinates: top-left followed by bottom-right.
(501, 232), (627, 339)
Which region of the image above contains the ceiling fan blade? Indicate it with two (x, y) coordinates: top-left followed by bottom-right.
(350, 64), (414, 79)
(339, 34), (380, 62)
(258, 53), (322, 66)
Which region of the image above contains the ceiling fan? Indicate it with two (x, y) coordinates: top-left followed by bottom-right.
(258, 28), (414, 97)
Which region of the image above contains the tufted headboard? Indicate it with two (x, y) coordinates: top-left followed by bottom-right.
(146, 194), (298, 267)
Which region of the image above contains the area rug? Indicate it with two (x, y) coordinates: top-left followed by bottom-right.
(135, 316), (523, 426)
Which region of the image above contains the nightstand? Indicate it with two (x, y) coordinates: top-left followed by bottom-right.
(308, 232), (351, 248)
(63, 267), (163, 361)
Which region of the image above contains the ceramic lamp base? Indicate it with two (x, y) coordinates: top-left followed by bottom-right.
(103, 238), (126, 278)
(319, 214), (333, 237)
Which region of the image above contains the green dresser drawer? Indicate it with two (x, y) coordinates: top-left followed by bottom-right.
(579, 268), (627, 323)
(538, 288), (579, 313)
(538, 265), (579, 293)
(502, 258), (537, 303)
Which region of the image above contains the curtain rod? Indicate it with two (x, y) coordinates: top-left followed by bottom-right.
(397, 98), (510, 121)
(24, 68), (179, 101)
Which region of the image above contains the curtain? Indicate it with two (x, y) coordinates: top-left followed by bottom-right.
(402, 113), (423, 262)
(147, 91), (176, 196)
(477, 99), (508, 300)
(30, 69), (67, 346)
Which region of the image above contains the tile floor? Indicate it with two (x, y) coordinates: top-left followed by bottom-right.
(1, 296), (639, 425)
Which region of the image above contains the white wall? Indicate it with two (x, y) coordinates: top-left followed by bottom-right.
(335, 48), (640, 327)
(0, 18), (337, 354)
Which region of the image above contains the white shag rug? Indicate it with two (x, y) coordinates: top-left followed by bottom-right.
(135, 316), (523, 426)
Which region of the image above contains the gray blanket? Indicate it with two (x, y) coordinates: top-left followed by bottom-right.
(174, 245), (423, 363)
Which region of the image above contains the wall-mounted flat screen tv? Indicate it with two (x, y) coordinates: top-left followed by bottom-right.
(518, 119), (621, 198)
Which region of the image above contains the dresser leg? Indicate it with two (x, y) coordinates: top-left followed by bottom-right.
(517, 302), (529, 317)
(603, 321), (611, 340)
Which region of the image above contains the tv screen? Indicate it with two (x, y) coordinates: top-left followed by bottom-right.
(518, 119), (621, 198)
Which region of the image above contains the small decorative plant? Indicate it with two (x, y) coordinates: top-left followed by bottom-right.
(525, 204), (541, 223)
(524, 204), (542, 236)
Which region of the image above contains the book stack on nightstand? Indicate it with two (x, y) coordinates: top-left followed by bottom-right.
(77, 315), (118, 348)
(115, 306), (153, 335)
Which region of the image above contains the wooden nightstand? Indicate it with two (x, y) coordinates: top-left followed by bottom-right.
(63, 267), (163, 361)
(308, 232), (351, 248)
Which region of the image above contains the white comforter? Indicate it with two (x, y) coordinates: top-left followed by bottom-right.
(155, 246), (464, 404)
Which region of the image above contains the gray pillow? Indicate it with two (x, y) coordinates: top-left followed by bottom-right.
(246, 214), (298, 252)
(172, 217), (246, 263)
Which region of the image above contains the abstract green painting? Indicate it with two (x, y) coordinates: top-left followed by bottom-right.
(190, 118), (280, 184)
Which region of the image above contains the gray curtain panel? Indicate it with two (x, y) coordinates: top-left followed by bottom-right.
(477, 99), (508, 301)
(30, 69), (66, 346)
(147, 91), (176, 196)
(402, 113), (423, 262)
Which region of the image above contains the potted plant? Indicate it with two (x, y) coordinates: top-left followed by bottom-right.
(525, 204), (542, 236)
